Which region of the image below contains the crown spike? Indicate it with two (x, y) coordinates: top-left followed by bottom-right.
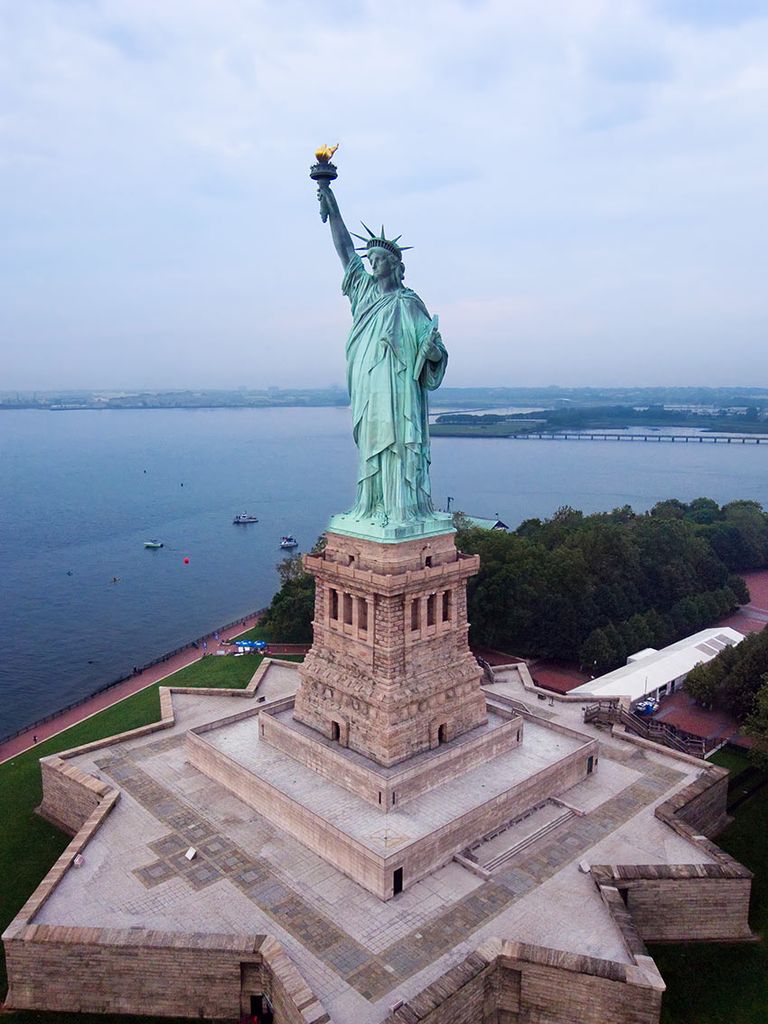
(352, 224), (412, 260)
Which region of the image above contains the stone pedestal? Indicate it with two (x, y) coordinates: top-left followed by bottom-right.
(293, 530), (488, 767)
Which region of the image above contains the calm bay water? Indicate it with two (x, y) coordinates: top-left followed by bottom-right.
(2, 407), (768, 738)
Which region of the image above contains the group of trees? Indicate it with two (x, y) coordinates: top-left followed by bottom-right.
(259, 498), (768, 679)
(259, 537), (326, 643)
(435, 405), (768, 433)
(454, 498), (767, 672)
(686, 629), (768, 720)
(686, 629), (768, 762)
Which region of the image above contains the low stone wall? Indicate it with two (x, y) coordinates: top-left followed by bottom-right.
(260, 936), (330, 1024)
(189, 720), (597, 899)
(385, 950), (494, 1024)
(384, 938), (664, 1024)
(623, 872), (751, 941)
(490, 662), (590, 703)
(261, 702), (523, 809)
(5, 926), (258, 1019)
(385, 736), (598, 894)
(187, 727), (388, 895)
(4, 925), (328, 1023)
(493, 939), (664, 1024)
(5, 675), (328, 1024)
(660, 763), (730, 837)
(590, 763), (753, 944)
(38, 756), (115, 835)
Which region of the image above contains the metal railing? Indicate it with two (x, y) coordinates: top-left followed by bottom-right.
(0, 608), (266, 745)
(584, 700), (707, 758)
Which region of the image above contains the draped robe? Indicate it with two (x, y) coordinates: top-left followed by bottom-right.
(341, 253), (447, 524)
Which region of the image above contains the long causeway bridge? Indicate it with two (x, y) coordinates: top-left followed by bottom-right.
(509, 431), (768, 444)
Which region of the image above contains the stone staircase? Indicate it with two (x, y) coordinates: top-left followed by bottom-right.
(584, 700), (706, 757)
(480, 809), (574, 871)
(460, 804), (576, 877)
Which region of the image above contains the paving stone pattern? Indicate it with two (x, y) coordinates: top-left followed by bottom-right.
(94, 743), (683, 1003)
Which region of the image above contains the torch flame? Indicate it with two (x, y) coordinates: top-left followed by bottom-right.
(315, 143), (339, 163)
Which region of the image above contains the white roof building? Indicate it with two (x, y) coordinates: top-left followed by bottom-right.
(569, 627), (745, 704)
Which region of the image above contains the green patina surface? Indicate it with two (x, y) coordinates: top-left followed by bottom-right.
(315, 161), (452, 542)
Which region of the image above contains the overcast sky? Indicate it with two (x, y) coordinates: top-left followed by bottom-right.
(1, 0), (767, 391)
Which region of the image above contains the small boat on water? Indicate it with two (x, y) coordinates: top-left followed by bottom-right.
(144, 540), (164, 549)
(280, 535), (298, 549)
(233, 513), (259, 524)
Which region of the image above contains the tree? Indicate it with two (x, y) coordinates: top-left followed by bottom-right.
(650, 499), (687, 520)
(260, 537), (326, 643)
(687, 630), (768, 719)
(687, 497), (721, 524)
(261, 567), (315, 643)
(728, 574), (750, 605)
(581, 628), (619, 674)
(744, 675), (768, 769)
(456, 498), (761, 663)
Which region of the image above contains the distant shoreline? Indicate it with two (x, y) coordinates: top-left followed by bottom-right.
(3, 384), (768, 415)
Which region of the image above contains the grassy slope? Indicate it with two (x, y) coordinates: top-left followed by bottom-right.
(652, 748), (768, 1024)
(227, 624), (272, 643)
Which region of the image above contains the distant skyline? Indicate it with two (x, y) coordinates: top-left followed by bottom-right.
(1, 1), (767, 390)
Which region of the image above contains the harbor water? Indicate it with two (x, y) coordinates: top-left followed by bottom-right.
(2, 406), (768, 737)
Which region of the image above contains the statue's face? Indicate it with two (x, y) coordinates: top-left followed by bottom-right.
(369, 248), (399, 284)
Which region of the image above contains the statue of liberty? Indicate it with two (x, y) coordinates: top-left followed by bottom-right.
(312, 148), (449, 535)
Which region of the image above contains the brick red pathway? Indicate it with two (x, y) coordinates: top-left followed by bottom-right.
(716, 568), (768, 635)
(529, 661), (591, 695)
(471, 647), (525, 667)
(653, 689), (755, 748)
(0, 613), (265, 766)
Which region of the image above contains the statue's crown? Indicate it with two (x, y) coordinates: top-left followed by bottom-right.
(352, 223), (412, 260)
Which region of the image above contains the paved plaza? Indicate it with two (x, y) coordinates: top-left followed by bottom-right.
(32, 660), (715, 1024)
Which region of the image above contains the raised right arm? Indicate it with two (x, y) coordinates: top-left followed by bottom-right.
(317, 184), (356, 269)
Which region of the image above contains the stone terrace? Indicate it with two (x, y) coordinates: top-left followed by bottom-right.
(195, 712), (583, 857)
(27, 660), (719, 1024)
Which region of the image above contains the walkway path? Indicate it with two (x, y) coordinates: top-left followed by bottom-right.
(717, 569), (768, 635)
(0, 612), (265, 766)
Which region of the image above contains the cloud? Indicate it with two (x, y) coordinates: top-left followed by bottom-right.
(652, 0), (768, 29)
(0, 1), (766, 388)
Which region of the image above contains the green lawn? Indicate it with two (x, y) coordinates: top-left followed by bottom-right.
(229, 623), (272, 643)
(708, 746), (750, 777)
(652, 748), (768, 1024)
(0, 652), (272, 1015)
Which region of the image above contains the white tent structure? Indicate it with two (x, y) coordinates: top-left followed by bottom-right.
(569, 627), (745, 705)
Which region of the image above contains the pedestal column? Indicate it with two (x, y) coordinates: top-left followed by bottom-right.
(293, 530), (487, 767)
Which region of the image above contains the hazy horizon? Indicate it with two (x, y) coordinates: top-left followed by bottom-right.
(2, 1), (767, 390)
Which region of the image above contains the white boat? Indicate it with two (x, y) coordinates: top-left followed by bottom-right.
(144, 540), (163, 549)
(280, 535), (298, 549)
(233, 513), (259, 524)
